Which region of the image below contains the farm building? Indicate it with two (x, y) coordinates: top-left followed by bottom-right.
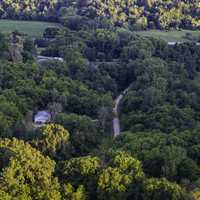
(34, 111), (51, 125)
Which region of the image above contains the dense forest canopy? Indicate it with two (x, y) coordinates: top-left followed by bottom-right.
(0, 0), (199, 199)
(0, 0), (199, 30)
(0, 23), (199, 198)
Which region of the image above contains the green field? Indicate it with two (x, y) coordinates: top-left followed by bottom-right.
(0, 20), (62, 37)
(134, 30), (200, 42)
(0, 20), (199, 42)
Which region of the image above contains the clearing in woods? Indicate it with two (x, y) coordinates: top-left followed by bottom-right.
(0, 20), (62, 37)
(134, 29), (200, 42)
(0, 20), (199, 42)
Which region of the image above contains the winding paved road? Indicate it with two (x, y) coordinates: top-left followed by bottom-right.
(113, 87), (131, 137)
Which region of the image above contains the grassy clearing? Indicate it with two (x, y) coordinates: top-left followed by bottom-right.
(134, 30), (200, 42)
(0, 20), (62, 37)
(0, 20), (199, 42)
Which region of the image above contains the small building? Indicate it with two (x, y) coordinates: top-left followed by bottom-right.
(168, 42), (177, 46)
(34, 111), (51, 125)
(37, 55), (64, 63)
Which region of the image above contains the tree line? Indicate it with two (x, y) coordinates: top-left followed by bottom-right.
(0, 0), (199, 30)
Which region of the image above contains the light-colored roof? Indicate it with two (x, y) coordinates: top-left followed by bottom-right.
(34, 111), (51, 123)
(37, 55), (64, 63)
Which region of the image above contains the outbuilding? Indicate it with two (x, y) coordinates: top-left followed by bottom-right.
(34, 111), (51, 125)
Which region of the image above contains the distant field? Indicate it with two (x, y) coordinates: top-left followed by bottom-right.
(0, 20), (199, 42)
(134, 30), (200, 42)
(0, 20), (62, 37)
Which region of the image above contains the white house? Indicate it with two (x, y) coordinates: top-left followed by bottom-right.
(34, 111), (51, 125)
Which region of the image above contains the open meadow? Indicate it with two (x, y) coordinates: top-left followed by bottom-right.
(0, 20), (61, 37)
(134, 29), (200, 42)
(0, 20), (199, 43)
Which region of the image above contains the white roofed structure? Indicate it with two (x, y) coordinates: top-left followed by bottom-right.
(34, 111), (51, 125)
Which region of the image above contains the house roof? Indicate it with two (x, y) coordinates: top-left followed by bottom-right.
(34, 111), (51, 122)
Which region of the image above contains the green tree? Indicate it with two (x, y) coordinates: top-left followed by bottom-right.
(0, 138), (61, 200)
(143, 178), (188, 200)
(55, 113), (102, 156)
(33, 124), (70, 158)
(98, 151), (144, 200)
(62, 183), (86, 200)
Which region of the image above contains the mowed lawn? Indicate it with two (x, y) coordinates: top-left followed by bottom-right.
(0, 20), (62, 37)
(134, 30), (200, 42)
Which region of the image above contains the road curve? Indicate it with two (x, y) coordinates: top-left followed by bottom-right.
(113, 87), (131, 137)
